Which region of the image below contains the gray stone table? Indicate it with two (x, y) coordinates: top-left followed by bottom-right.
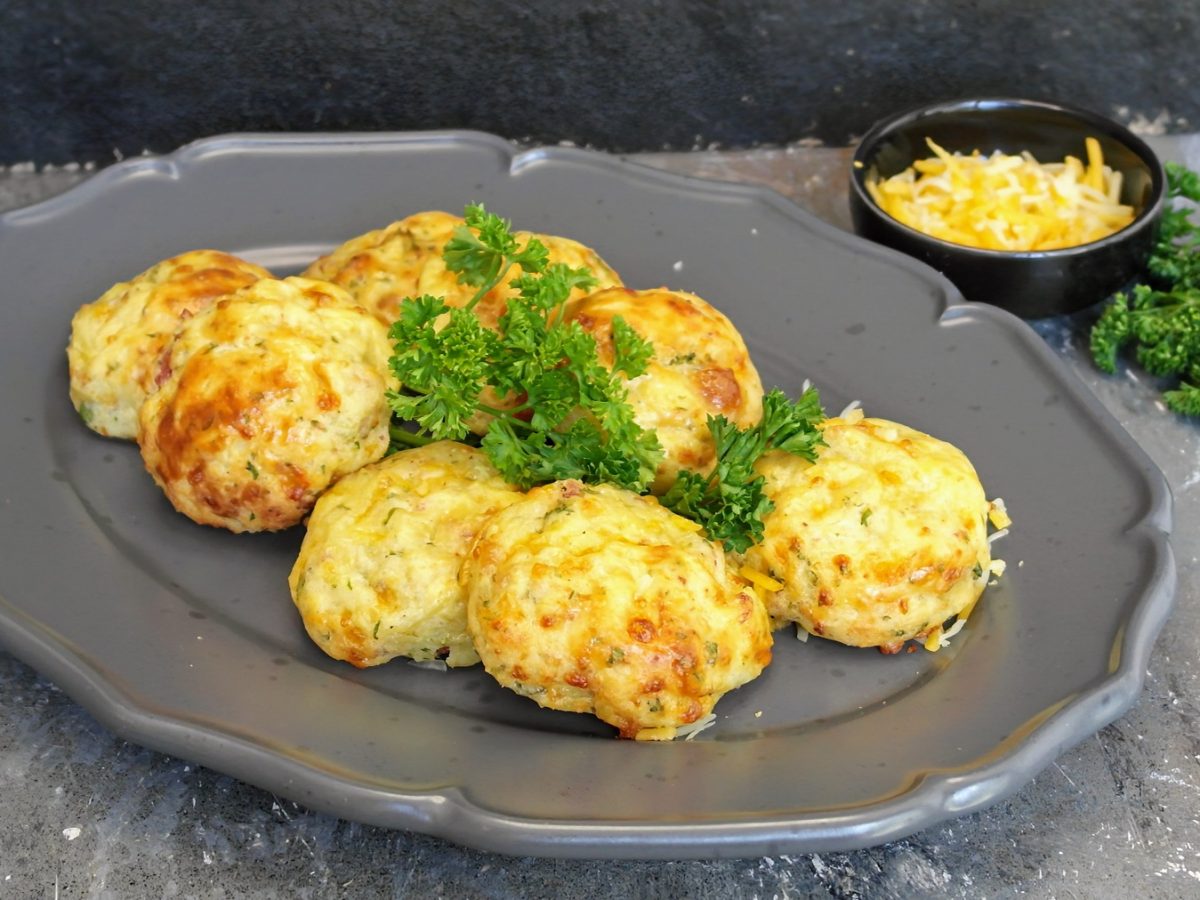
(2, 138), (1199, 898)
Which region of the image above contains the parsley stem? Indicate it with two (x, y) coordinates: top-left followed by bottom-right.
(547, 296), (570, 329)
(483, 409), (537, 432)
(464, 263), (513, 314)
(478, 400), (531, 416)
(388, 423), (435, 448)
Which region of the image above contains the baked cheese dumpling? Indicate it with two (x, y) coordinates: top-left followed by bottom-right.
(289, 441), (523, 668)
(302, 211), (461, 327)
(137, 277), (394, 532)
(741, 414), (994, 652)
(417, 230), (624, 330)
(67, 250), (272, 439)
(465, 480), (773, 740)
(564, 287), (764, 493)
(304, 214), (623, 330)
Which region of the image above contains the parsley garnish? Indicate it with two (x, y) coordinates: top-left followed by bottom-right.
(386, 204), (660, 492)
(660, 387), (825, 552)
(1091, 162), (1200, 414)
(386, 204), (826, 551)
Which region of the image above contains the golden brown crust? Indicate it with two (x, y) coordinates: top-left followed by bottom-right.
(137, 276), (394, 532)
(302, 211), (462, 326)
(304, 214), (623, 330)
(742, 416), (991, 649)
(289, 442), (523, 668)
(67, 250), (272, 439)
(464, 481), (772, 739)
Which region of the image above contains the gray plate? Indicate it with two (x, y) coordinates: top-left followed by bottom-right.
(0, 131), (1175, 859)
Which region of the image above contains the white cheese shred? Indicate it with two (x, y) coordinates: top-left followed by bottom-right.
(938, 617), (968, 648)
(407, 659), (449, 672)
(677, 713), (718, 741)
(838, 399), (863, 418)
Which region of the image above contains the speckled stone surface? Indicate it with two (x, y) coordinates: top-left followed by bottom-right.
(2, 140), (1200, 897)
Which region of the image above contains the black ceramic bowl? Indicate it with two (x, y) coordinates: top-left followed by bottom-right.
(849, 98), (1166, 318)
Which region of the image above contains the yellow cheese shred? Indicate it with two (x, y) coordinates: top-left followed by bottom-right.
(988, 497), (1012, 529)
(739, 566), (784, 593)
(867, 137), (1135, 251)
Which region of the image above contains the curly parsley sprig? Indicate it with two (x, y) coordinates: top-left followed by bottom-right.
(661, 388), (826, 553)
(386, 204), (827, 551)
(386, 204), (662, 492)
(1090, 162), (1200, 414)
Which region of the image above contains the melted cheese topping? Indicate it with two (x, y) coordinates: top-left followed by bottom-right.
(137, 276), (394, 532)
(302, 211), (462, 326)
(67, 250), (271, 438)
(743, 415), (993, 651)
(867, 137), (1135, 251)
(304, 213), (624, 329)
(464, 481), (773, 740)
(290, 442), (523, 668)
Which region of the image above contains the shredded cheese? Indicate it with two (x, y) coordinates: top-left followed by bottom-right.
(838, 399), (863, 419)
(679, 713), (718, 741)
(867, 137), (1135, 251)
(988, 497), (1012, 530)
(739, 566), (783, 592)
(936, 617), (969, 649)
(407, 659), (449, 672)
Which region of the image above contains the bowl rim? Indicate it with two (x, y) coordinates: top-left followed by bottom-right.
(849, 96), (1167, 260)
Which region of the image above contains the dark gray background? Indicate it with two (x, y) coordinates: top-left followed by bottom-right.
(2, 0), (1197, 164)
